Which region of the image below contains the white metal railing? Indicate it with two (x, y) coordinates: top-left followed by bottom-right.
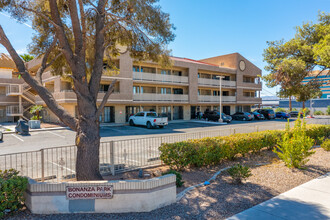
(133, 72), (189, 84)
(133, 93), (189, 102)
(198, 95), (236, 103)
(1, 118), (328, 182)
(198, 78), (236, 87)
(6, 84), (22, 96)
(6, 105), (22, 116)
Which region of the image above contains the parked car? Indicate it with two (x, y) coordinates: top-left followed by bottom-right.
(203, 111), (220, 122)
(231, 112), (254, 121)
(221, 113), (232, 123)
(213, 111), (232, 123)
(250, 111), (265, 120)
(129, 111), (168, 128)
(289, 111), (304, 118)
(275, 112), (291, 119)
(253, 109), (275, 120)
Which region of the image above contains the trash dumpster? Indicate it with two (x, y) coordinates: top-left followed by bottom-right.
(15, 119), (29, 135)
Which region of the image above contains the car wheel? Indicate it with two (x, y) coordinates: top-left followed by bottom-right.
(147, 121), (152, 129)
(159, 126), (164, 128)
(242, 117), (246, 121)
(129, 120), (135, 126)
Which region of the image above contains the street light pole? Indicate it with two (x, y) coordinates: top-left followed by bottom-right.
(216, 75), (224, 123)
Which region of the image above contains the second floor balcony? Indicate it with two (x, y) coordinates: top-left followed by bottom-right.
(133, 93), (188, 102)
(198, 95), (236, 103)
(6, 105), (22, 116)
(198, 78), (236, 87)
(133, 72), (188, 84)
(6, 84), (22, 96)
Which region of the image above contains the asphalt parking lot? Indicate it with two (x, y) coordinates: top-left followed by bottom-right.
(0, 117), (328, 155)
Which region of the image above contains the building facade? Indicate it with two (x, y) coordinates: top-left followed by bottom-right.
(1, 52), (262, 124)
(302, 70), (330, 99)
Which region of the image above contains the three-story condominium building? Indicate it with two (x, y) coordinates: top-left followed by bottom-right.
(0, 52), (262, 124)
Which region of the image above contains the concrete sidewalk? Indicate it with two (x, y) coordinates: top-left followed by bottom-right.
(227, 172), (330, 220)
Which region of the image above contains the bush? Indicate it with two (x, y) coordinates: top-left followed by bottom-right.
(0, 169), (28, 218)
(327, 106), (330, 115)
(162, 170), (184, 187)
(159, 124), (330, 171)
(275, 108), (286, 112)
(321, 139), (330, 151)
(227, 164), (252, 184)
(314, 110), (324, 115)
(275, 118), (315, 168)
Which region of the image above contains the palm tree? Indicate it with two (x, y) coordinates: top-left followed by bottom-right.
(30, 105), (43, 120)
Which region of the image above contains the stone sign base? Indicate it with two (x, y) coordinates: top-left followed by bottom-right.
(25, 174), (176, 214)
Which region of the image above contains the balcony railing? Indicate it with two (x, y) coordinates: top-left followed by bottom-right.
(6, 84), (22, 96)
(133, 93), (188, 102)
(198, 95), (236, 103)
(241, 81), (262, 89)
(6, 105), (22, 116)
(198, 78), (236, 87)
(133, 72), (188, 84)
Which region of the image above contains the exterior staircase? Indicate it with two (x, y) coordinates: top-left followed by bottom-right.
(6, 83), (36, 121)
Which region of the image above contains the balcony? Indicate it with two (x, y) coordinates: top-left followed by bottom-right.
(6, 84), (22, 96)
(241, 81), (262, 89)
(198, 78), (236, 87)
(133, 72), (188, 84)
(198, 95), (236, 103)
(238, 97), (262, 103)
(133, 93), (188, 102)
(6, 105), (22, 116)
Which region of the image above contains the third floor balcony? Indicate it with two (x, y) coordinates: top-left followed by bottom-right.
(198, 95), (236, 103)
(133, 72), (188, 84)
(133, 93), (188, 102)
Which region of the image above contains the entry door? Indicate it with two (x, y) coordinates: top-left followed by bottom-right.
(173, 106), (183, 120)
(104, 107), (111, 123)
(223, 106), (230, 115)
(191, 106), (196, 119)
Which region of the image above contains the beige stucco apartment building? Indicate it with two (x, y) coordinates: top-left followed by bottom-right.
(0, 52), (262, 124)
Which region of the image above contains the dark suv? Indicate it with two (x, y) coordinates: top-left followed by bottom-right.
(254, 109), (275, 120)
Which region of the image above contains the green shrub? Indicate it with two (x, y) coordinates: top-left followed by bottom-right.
(275, 118), (315, 168)
(314, 111), (324, 115)
(327, 106), (330, 115)
(0, 169), (28, 218)
(162, 170), (184, 187)
(227, 164), (252, 184)
(275, 108), (286, 112)
(159, 124), (330, 171)
(321, 139), (330, 151)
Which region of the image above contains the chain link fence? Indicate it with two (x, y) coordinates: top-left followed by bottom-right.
(1, 118), (329, 182)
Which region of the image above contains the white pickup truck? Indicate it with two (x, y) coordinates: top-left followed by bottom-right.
(129, 111), (168, 129)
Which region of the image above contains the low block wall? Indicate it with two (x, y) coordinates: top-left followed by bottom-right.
(25, 174), (176, 214)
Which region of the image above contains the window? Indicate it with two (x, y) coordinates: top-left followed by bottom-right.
(133, 66), (140, 72)
(222, 91), (229, 96)
(173, 88), (183, 94)
(224, 76), (230, 81)
(213, 91), (220, 96)
(99, 84), (110, 92)
(135, 112), (144, 117)
(146, 112), (157, 117)
(133, 86), (140, 94)
(160, 88), (171, 94)
(161, 69), (171, 75)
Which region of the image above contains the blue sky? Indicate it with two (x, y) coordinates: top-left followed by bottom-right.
(0, 1), (329, 96)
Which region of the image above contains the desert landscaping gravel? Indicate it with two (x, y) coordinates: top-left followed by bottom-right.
(8, 147), (330, 220)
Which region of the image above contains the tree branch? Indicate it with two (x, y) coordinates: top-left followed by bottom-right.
(78, 0), (87, 53)
(36, 36), (58, 84)
(68, 0), (84, 56)
(0, 25), (78, 131)
(88, 0), (106, 100)
(95, 79), (117, 118)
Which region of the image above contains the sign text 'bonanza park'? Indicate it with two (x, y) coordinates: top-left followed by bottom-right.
(66, 185), (113, 200)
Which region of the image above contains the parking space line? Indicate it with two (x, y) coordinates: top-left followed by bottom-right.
(11, 134), (24, 142)
(47, 131), (65, 138)
(49, 161), (75, 173)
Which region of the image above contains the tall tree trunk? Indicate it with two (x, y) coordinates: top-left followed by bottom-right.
(302, 101), (305, 109)
(289, 96), (292, 111)
(75, 116), (102, 180)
